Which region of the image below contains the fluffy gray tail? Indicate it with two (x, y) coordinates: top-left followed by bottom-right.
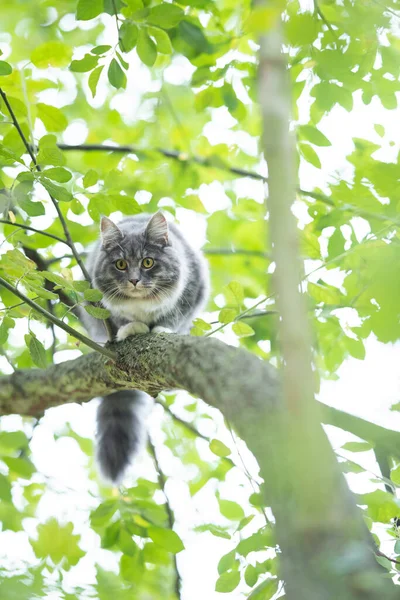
(96, 390), (147, 483)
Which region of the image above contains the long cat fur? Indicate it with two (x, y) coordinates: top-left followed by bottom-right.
(82, 211), (209, 482)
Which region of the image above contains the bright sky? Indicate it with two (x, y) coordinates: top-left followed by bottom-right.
(1, 6), (400, 600)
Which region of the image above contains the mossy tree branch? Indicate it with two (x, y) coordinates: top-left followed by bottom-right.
(0, 332), (397, 599)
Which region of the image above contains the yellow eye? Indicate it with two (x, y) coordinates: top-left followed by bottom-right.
(142, 257), (154, 269)
(115, 259), (128, 270)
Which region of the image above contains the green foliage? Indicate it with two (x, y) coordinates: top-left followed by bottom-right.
(0, 0), (400, 596)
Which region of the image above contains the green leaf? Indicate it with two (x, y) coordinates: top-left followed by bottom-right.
(40, 177), (72, 202)
(232, 322), (255, 338)
(236, 515), (255, 532)
(0, 473), (11, 502)
(308, 282), (341, 305)
(91, 45), (111, 55)
(91, 500), (118, 527)
(298, 125), (331, 146)
(70, 54), (99, 73)
(77, 0), (103, 20)
(215, 571), (240, 593)
(344, 336), (366, 360)
(358, 489), (400, 523)
(179, 20), (209, 54)
(137, 29), (157, 67)
(43, 167), (72, 183)
(119, 20), (138, 52)
(84, 305), (111, 320)
(31, 519), (85, 569)
(31, 42), (72, 68)
(88, 66), (104, 97)
(83, 169), (99, 188)
(342, 442), (372, 452)
(0, 431), (28, 457)
(108, 59), (127, 89)
(218, 497), (245, 521)
(3, 456), (35, 479)
(245, 564), (258, 587)
(0, 61), (12, 76)
(217, 550), (237, 575)
(116, 51), (129, 70)
(17, 195), (45, 217)
(0, 317), (14, 346)
(224, 281), (244, 307)
(219, 308), (238, 324)
(147, 4), (183, 28)
(285, 12), (319, 46)
(120, 552), (142, 583)
(37, 103), (68, 132)
(147, 27), (172, 55)
(147, 526), (184, 553)
(192, 318), (211, 331)
(374, 124), (385, 137)
(195, 524), (231, 539)
(118, 528), (138, 556)
(84, 288), (103, 302)
(248, 577), (278, 599)
(29, 335), (47, 369)
(209, 439), (231, 458)
(299, 142), (321, 168)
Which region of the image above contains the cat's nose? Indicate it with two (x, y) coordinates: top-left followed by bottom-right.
(129, 278), (140, 287)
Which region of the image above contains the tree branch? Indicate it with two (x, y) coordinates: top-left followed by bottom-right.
(58, 143), (269, 183)
(313, 0), (339, 48)
(58, 143), (338, 207)
(320, 403), (400, 460)
(256, 6), (395, 599)
(21, 246), (75, 308)
(0, 219), (69, 245)
(0, 90), (114, 340)
(0, 276), (114, 359)
(0, 90), (91, 281)
(0, 333), (396, 596)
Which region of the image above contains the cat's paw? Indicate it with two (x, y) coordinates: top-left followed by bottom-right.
(117, 322), (150, 341)
(152, 326), (173, 334)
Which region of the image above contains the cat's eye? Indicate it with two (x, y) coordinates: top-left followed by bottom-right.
(142, 257), (154, 269)
(115, 259), (128, 271)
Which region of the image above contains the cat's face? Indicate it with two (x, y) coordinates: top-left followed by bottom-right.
(94, 212), (181, 305)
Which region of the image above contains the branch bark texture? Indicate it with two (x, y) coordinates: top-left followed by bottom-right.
(0, 333), (397, 599)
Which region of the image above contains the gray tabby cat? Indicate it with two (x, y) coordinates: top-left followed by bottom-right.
(83, 211), (209, 483)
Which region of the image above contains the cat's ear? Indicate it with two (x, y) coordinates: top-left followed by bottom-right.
(100, 216), (123, 248)
(145, 211), (168, 246)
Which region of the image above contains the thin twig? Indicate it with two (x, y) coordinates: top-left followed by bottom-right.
(205, 248), (270, 258)
(0, 89), (91, 282)
(0, 219), (69, 245)
(0, 89), (114, 341)
(22, 246), (75, 308)
(148, 437), (182, 600)
(0, 276), (115, 359)
(0, 297), (38, 312)
(209, 309), (277, 325)
(57, 142), (336, 206)
(45, 248), (269, 265)
(313, 0), (339, 48)
(226, 420), (270, 526)
(58, 142), (269, 182)
(111, 0), (124, 51)
(375, 549), (400, 566)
